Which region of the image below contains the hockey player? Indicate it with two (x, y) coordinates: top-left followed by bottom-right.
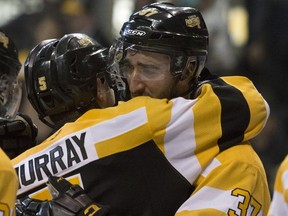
(0, 30), (37, 216)
(0, 30), (37, 159)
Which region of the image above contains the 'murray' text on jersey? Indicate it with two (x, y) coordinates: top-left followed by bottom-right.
(15, 132), (87, 189)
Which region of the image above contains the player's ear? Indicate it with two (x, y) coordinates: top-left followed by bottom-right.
(96, 78), (106, 104)
(180, 59), (196, 81)
(96, 78), (115, 108)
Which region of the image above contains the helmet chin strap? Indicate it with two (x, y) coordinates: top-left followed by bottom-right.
(170, 62), (198, 99)
(178, 81), (199, 99)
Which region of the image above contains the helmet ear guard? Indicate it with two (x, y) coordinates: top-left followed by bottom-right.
(24, 39), (59, 119)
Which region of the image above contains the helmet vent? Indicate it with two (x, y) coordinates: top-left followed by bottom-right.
(133, 18), (151, 26)
(150, 32), (173, 40)
(150, 32), (161, 39)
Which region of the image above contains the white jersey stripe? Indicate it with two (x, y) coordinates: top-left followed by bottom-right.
(164, 98), (201, 184)
(201, 157), (221, 178)
(269, 191), (288, 216)
(282, 170), (288, 190)
(90, 107), (148, 143)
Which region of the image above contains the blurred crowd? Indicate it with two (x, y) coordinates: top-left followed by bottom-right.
(1, 0), (288, 194)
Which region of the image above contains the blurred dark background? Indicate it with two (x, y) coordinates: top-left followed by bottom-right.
(1, 0), (287, 195)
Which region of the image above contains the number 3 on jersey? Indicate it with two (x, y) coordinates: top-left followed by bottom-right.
(228, 188), (261, 216)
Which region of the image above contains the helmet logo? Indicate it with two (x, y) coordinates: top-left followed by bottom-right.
(0, 32), (9, 49)
(138, 8), (158, 17)
(185, 16), (201, 29)
(78, 38), (92, 47)
(126, 29), (146, 37)
(175, 56), (184, 67)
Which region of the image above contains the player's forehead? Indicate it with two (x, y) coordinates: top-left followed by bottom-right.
(125, 48), (170, 64)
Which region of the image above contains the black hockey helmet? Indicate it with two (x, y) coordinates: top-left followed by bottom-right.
(0, 30), (22, 119)
(24, 33), (108, 128)
(0, 30), (21, 74)
(108, 2), (209, 82)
